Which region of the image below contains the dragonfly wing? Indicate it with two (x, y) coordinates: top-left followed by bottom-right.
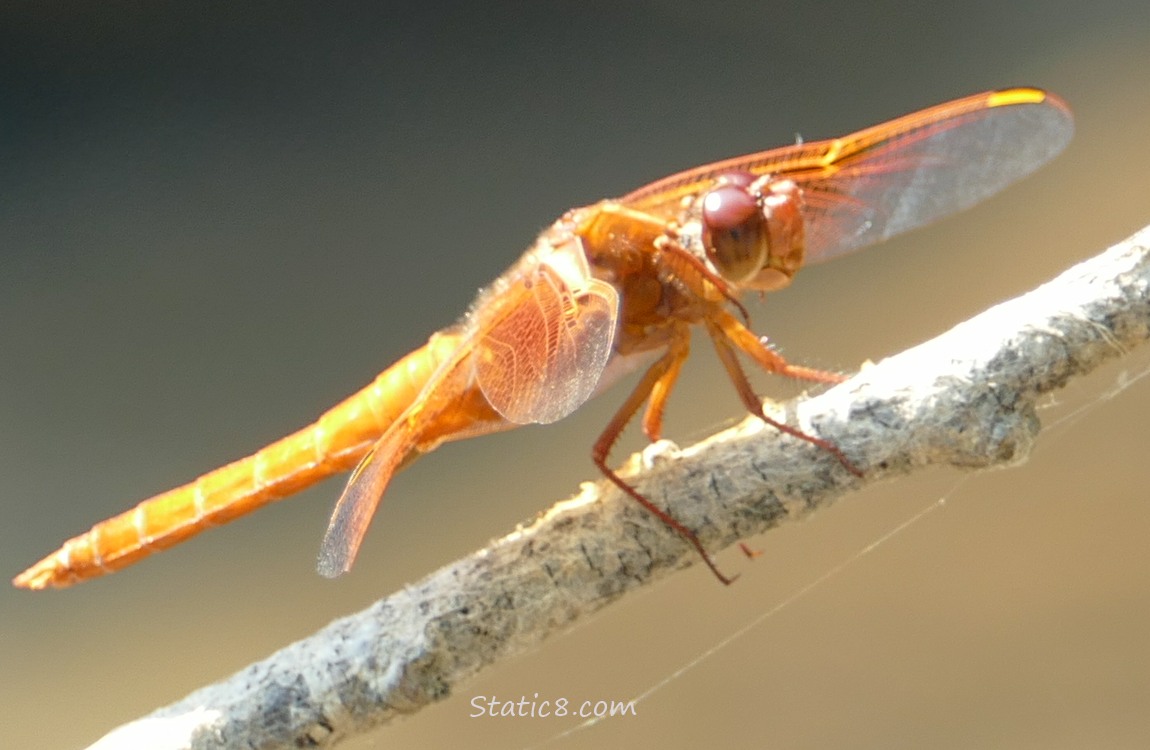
(620, 88), (1073, 265)
(795, 90), (1073, 262)
(473, 240), (619, 425)
(316, 439), (405, 578)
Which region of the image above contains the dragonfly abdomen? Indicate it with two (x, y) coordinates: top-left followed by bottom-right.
(12, 333), (460, 589)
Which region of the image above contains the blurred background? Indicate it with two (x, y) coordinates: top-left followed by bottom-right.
(3, 2), (1149, 748)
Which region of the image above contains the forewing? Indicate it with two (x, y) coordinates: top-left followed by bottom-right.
(472, 246), (619, 425)
(621, 88), (1073, 263)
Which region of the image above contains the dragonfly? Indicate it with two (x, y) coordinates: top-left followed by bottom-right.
(14, 87), (1073, 590)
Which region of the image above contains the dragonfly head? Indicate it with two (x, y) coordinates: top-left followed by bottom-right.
(700, 173), (805, 292)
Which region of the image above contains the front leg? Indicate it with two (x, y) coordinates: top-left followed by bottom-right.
(704, 308), (862, 476)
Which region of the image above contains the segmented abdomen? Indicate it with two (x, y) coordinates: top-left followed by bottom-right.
(13, 330), (464, 589)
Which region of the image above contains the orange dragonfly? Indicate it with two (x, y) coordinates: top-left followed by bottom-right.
(13, 87), (1073, 590)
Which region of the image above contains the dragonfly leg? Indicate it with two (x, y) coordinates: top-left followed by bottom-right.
(651, 234), (751, 323)
(709, 306), (848, 384)
(640, 338), (687, 443)
(705, 311), (862, 476)
(593, 332), (737, 585)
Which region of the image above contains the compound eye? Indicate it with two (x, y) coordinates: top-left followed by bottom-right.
(701, 183), (768, 284)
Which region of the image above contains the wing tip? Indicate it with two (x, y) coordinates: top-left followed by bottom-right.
(988, 87), (1072, 118)
(316, 545), (351, 579)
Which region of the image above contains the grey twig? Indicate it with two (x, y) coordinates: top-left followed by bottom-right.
(89, 225), (1150, 750)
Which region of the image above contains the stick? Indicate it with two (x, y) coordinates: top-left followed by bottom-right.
(88, 224), (1150, 750)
